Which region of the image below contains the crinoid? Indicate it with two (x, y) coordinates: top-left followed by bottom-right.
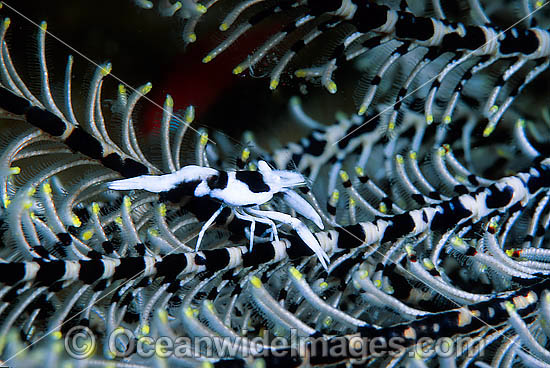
(0, 1), (549, 368)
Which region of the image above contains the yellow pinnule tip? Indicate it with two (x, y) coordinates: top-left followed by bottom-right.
(443, 115), (452, 124)
(3, 18), (10, 27)
(141, 82), (152, 94)
(82, 230), (93, 241)
(451, 236), (464, 246)
(40, 21), (47, 31)
(327, 81), (337, 94)
(9, 166), (20, 175)
(159, 203), (167, 216)
(426, 114), (434, 124)
(123, 196), (132, 208)
(483, 125), (494, 137)
(196, 4), (207, 13)
(516, 118), (525, 127)
(118, 84), (126, 95)
(165, 94), (174, 108)
(536, 0), (543, 7)
(115, 216), (123, 225)
(374, 279), (382, 288)
(241, 148), (250, 161)
(331, 190), (339, 202)
(358, 104), (367, 116)
(202, 54), (213, 63)
(185, 106), (195, 123)
(72, 214), (81, 227)
(250, 276), (262, 288)
(339, 170), (349, 182)
(360, 270), (368, 279)
(42, 182), (52, 194)
(388, 120), (395, 131)
(52, 331), (62, 340)
(438, 147), (446, 157)
(504, 301), (515, 312)
(23, 200), (33, 210)
(92, 202), (100, 215)
(395, 154), (404, 164)
(323, 316), (333, 327)
(289, 267), (302, 280)
(295, 69), (306, 78)
(506, 249), (514, 257)
(185, 307), (194, 317)
(3, 195), (10, 208)
(423, 258), (434, 269)
(349, 197), (356, 207)
(158, 309), (168, 324)
(200, 133), (209, 145)
(233, 65), (244, 75)
(141, 324), (150, 335)
(489, 105), (499, 114)
(320, 282), (328, 289)
(29, 211), (36, 220)
(101, 63), (112, 76)
(378, 202), (387, 213)
(187, 33), (197, 43)
(28, 187), (36, 196)
(205, 300), (215, 312)
(202, 362), (214, 368)
(409, 151), (417, 160)
(269, 79), (279, 90)
(354, 166), (364, 176)
(219, 23), (229, 31)
(148, 228), (159, 237)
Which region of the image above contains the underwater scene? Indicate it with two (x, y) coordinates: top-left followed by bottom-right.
(0, 0), (550, 367)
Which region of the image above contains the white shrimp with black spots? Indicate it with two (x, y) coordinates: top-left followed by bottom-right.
(108, 160), (330, 269)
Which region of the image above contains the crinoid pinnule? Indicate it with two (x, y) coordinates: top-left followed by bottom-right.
(0, 1), (549, 367)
